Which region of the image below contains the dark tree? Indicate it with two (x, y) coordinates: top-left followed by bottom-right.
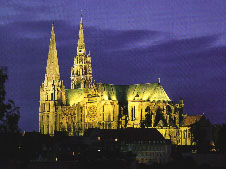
(0, 67), (20, 133)
(215, 124), (226, 152)
(190, 121), (209, 153)
(0, 68), (7, 119)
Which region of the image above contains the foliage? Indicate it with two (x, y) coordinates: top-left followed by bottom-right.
(0, 67), (20, 133)
(214, 124), (226, 152)
(190, 121), (209, 152)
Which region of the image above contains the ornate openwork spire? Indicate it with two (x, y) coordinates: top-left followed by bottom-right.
(46, 23), (60, 82)
(77, 15), (86, 55)
(71, 16), (92, 89)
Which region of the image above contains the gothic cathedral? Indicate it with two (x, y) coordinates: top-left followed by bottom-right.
(39, 16), (201, 145)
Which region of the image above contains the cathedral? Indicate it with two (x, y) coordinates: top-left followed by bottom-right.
(39, 16), (208, 145)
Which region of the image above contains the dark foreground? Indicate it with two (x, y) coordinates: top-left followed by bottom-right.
(0, 132), (225, 169)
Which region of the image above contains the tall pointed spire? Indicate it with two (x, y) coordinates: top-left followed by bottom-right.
(39, 23), (66, 136)
(77, 15), (86, 55)
(71, 16), (93, 89)
(46, 23), (60, 82)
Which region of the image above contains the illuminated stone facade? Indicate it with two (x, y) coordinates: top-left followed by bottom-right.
(39, 16), (196, 145)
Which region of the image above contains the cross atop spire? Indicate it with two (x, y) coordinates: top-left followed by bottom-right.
(77, 15), (86, 55)
(45, 23), (60, 82)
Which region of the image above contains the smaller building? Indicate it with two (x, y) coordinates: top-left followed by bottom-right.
(84, 128), (171, 164)
(181, 114), (212, 150)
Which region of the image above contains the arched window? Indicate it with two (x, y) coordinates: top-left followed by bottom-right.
(80, 107), (83, 122)
(48, 103), (50, 112)
(51, 93), (54, 100)
(43, 103), (45, 112)
(113, 107), (114, 121)
(134, 106), (136, 119)
(141, 109), (142, 121)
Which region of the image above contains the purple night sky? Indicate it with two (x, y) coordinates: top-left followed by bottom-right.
(0, 0), (225, 131)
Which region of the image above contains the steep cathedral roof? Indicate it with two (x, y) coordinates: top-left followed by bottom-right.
(181, 115), (204, 126)
(65, 88), (86, 106)
(100, 83), (170, 102)
(126, 83), (170, 101)
(65, 83), (171, 106)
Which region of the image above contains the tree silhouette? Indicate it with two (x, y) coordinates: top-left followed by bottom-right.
(190, 121), (209, 153)
(0, 67), (20, 133)
(215, 124), (226, 152)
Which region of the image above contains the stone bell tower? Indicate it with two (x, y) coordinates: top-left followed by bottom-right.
(39, 24), (66, 135)
(71, 15), (93, 89)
